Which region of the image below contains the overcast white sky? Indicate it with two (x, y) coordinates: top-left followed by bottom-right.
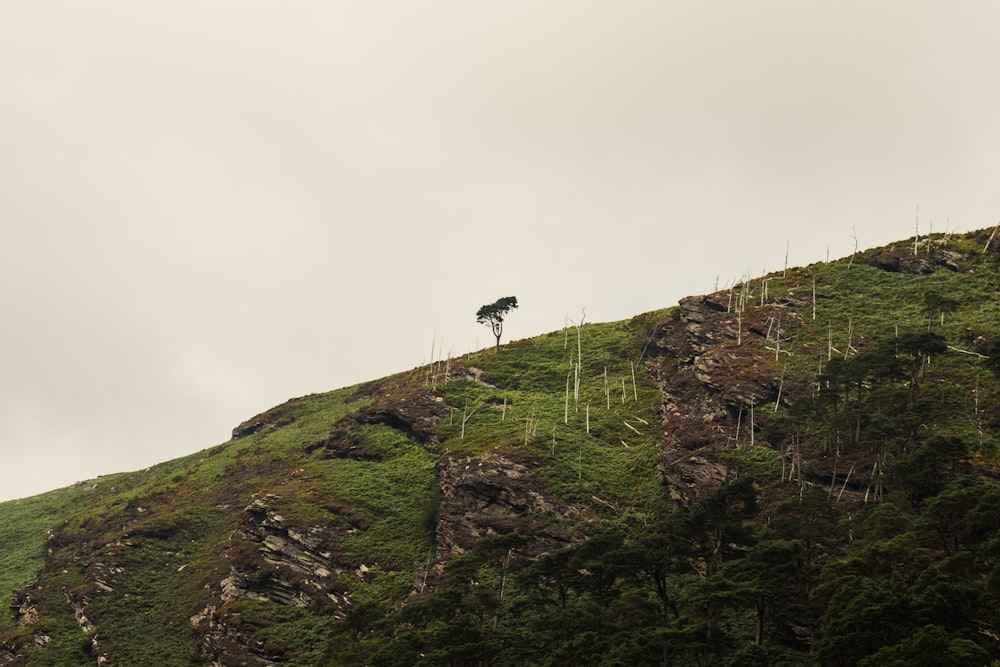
(2, 1), (999, 501)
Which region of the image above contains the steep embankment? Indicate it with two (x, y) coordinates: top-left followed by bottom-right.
(3, 226), (1000, 666)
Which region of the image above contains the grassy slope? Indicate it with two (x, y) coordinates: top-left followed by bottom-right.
(2, 227), (1000, 664)
(758, 229), (1000, 459)
(0, 311), (672, 664)
(441, 311), (669, 509)
(0, 485), (96, 627)
(0, 386), (368, 662)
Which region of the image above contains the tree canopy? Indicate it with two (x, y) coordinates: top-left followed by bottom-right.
(477, 296), (518, 352)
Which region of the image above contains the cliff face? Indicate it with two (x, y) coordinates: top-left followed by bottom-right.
(434, 447), (582, 561)
(647, 293), (789, 507)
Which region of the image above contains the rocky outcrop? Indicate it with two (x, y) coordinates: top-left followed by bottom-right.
(335, 389), (451, 445)
(873, 252), (935, 274)
(64, 591), (106, 665)
(190, 609), (280, 667)
(303, 388), (451, 462)
(304, 435), (382, 461)
(434, 448), (581, 562)
(191, 490), (359, 665)
(232, 396), (314, 439)
(228, 494), (353, 609)
(1, 594), (45, 666)
(648, 293), (802, 507)
(8, 593), (38, 628)
(646, 287), (896, 507)
(872, 247), (966, 274)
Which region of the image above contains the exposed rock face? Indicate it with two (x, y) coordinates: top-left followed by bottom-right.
(191, 491), (357, 664)
(229, 494), (353, 609)
(932, 247), (964, 271)
(873, 252), (934, 274)
(190, 609), (280, 667)
(434, 448), (581, 562)
(647, 290), (892, 507)
(447, 365), (495, 386)
(873, 247), (966, 274)
(648, 294), (797, 507)
(8, 593), (38, 628)
(304, 435), (382, 461)
(64, 591), (105, 665)
(336, 390), (451, 445)
(232, 396), (312, 439)
(232, 415), (279, 439)
(303, 387), (451, 460)
(1, 594), (42, 666)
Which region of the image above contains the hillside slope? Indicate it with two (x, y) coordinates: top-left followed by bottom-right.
(3, 227), (1000, 666)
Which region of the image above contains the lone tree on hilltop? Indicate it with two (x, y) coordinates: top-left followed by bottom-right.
(477, 296), (518, 352)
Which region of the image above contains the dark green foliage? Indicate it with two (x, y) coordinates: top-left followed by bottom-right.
(892, 436), (971, 501)
(477, 295), (519, 352)
(857, 624), (990, 667)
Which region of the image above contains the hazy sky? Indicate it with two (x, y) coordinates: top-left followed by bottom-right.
(2, 1), (999, 501)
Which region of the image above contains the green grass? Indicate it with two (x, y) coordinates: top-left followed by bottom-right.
(83, 507), (231, 665)
(0, 485), (96, 629)
(435, 317), (666, 518)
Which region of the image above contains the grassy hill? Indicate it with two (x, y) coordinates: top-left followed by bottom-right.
(3, 227), (1000, 665)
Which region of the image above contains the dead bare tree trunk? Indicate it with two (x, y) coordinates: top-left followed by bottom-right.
(844, 318), (853, 360)
(774, 365), (785, 411)
(460, 400), (482, 439)
(836, 465), (854, 502)
(848, 225), (858, 268)
(863, 460), (878, 503)
(574, 361), (580, 413)
(812, 275), (817, 320)
(493, 548), (514, 630)
(983, 221), (1000, 253)
(525, 406), (536, 446)
(565, 351), (574, 421)
(735, 406), (743, 446)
